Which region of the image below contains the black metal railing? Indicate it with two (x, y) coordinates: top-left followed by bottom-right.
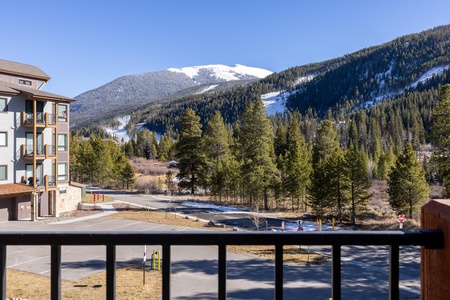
(0, 231), (443, 300)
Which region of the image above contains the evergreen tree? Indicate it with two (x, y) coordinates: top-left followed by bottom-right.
(175, 108), (207, 194)
(203, 111), (231, 201)
(431, 84), (450, 195)
(326, 148), (348, 223)
(343, 145), (372, 225)
(204, 111), (230, 167)
(308, 120), (340, 219)
(237, 100), (278, 210)
(387, 142), (430, 218)
(283, 116), (311, 211)
(119, 157), (136, 189)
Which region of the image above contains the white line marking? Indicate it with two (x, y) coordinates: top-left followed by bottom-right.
(105, 221), (142, 230)
(38, 255), (101, 275)
(8, 250), (70, 268)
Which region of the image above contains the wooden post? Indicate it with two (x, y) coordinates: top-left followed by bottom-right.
(421, 200), (450, 299)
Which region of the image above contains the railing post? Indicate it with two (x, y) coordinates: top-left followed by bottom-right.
(218, 244), (226, 300)
(106, 245), (116, 300)
(332, 245), (341, 300)
(162, 245), (171, 300)
(275, 244), (283, 300)
(389, 245), (399, 300)
(51, 245), (61, 300)
(421, 200), (450, 300)
(0, 245), (5, 300)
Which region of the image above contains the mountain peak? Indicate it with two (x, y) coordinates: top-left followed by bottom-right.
(167, 64), (273, 82)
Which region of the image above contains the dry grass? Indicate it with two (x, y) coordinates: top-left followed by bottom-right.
(130, 157), (172, 176)
(82, 193), (113, 204)
(7, 267), (161, 300)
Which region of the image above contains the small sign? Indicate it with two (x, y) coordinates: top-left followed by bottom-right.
(398, 214), (405, 223)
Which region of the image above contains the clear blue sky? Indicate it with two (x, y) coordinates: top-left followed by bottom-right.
(3, 0), (450, 97)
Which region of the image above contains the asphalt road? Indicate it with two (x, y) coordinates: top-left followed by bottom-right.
(0, 191), (422, 299)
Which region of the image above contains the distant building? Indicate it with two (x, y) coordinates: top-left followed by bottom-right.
(0, 59), (81, 221)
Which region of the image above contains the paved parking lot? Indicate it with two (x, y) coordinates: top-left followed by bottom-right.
(0, 195), (422, 299)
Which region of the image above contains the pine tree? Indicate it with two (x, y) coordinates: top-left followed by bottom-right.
(237, 100), (278, 210)
(283, 116), (311, 211)
(203, 111), (231, 202)
(431, 84), (450, 195)
(387, 142), (430, 218)
(326, 147), (348, 223)
(308, 120), (340, 219)
(204, 111), (230, 168)
(175, 108), (207, 194)
(120, 158), (136, 189)
(343, 145), (372, 225)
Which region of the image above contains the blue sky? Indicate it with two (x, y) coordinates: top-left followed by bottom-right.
(3, 0), (450, 97)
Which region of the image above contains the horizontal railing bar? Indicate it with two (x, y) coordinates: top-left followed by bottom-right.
(0, 230), (442, 248)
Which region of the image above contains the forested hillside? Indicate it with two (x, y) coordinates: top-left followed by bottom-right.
(70, 24), (450, 222)
(96, 25), (450, 144)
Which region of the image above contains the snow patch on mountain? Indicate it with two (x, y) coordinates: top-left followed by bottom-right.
(364, 65), (450, 109)
(410, 65), (449, 88)
(168, 64), (273, 82)
(105, 115), (132, 142)
(195, 84), (219, 94)
(262, 91), (289, 116)
(294, 74), (315, 86)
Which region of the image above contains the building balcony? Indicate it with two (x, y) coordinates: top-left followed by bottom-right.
(45, 175), (57, 190)
(21, 112), (56, 128)
(21, 144), (56, 160)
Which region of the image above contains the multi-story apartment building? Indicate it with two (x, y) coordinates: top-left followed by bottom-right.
(0, 59), (82, 221)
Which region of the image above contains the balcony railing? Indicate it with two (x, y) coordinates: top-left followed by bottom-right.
(0, 230), (443, 300)
(22, 112), (56, 127)
(46, 144), (56, 158)
(21, 144), (45, 159)
(21, 144), (56, 159)
(45, 175), (56, 189)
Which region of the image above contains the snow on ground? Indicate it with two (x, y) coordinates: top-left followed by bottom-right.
(104, 115), (132, 142)
(365, 65), (450, 109)
(181, 201), (339, 231)
(410, 65), (449, 89)
(261, 91), (289, 116)
(195, 84), (219, 94)
(294, 74), (315, 85)
(168, 64), (273, 81)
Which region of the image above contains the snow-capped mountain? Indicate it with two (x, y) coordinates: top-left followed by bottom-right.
(168, 64), (273, 83)
(71, 64), (272, 126)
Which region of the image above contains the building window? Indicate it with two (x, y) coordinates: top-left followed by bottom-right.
(58, 163), (67, 181)
(19, 79), (32, 86)
(58, 104), (68, 122)
(0, 132), (6, 147)
(0, 98), (7, 112)
(58, 134), (68, 151)
(0, 165), (6, 180)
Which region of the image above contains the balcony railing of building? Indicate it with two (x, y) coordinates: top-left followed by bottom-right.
(0, 230), (444, 300)
(45, 175), (56, 190)
(21, 144), (56, 160)
(45, 145), (56, 158)
(22, 112), (56, 127)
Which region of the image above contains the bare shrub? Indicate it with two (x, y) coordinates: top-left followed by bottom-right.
(130, 157), (172, 176)
(134, 176), (162, 194)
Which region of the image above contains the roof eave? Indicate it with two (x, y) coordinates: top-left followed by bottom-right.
(0, 69), (50, 82)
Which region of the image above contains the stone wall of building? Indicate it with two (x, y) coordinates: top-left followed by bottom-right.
(55, 183), (82, 217)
